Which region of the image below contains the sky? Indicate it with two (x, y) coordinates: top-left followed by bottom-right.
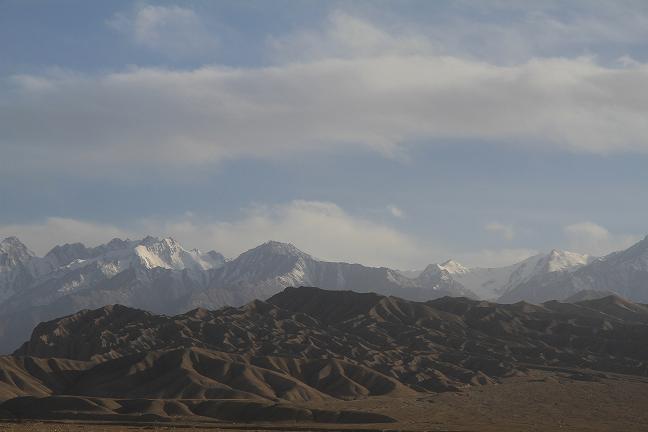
(1, 0), (647, 269)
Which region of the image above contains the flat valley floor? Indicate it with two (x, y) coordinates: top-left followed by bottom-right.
(2, 370), (648, 432)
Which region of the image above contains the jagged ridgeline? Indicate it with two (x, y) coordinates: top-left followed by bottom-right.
(1, 235), (648, 353)
(1, 286), (648, 423)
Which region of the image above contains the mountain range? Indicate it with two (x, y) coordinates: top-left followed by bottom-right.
(2, 286), (648, 425)
(1, 234), (648, 352)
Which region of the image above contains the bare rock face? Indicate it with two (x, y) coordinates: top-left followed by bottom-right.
(3, 233), (648, 358)
(3, 286), (648, 423)
(10, 287), (648, 391)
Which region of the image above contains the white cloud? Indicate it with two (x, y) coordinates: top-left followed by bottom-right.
(6, 18), (648, 177)
(108, 4), (218, 57)
(388, 205), (405, 218)
(563, 221), (640, 256)
(0, 218), (133, 255)
(0, 201), (424, 269)
(2, 204), (592, 270)
(145, 200), (424, 268)
(268, 11), (437, 61)
(402, 2), (648, 63)
(485, 222), (515, 240)
(5, 52), (648, 175)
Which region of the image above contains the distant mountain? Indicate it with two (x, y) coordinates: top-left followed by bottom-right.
(0, 237), (472, 353)
(420, 250), (591, 301)
(501, 236), (648, 303)
(413, 261), (472, 296)
(189, 241), (475, 309)
(0, 237), (36, 303)
(15, 286), (648, 386)
(0, 236), (225, 352)
(5, 286), (648, 423)
(3, 232), (648, 353)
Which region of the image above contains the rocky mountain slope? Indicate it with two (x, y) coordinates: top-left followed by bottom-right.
(3, 286), (648, 424)
(0, 237), (472, 353)
(500, 235), (648, 303)
(0, 236), (225, 352)
(188, 240), (475, 309)
(2, 233), (648, 354)
(433, 250), (592, 301)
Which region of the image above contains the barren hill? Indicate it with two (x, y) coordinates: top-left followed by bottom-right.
(2, 286), (648, 426)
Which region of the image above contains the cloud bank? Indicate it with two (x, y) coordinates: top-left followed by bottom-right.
(3, 12), (648, 175)
(0, 201), (424, 269)
(564, 221), (640, 256)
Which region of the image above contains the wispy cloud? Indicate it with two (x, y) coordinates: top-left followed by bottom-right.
(0, 218), (132, 254)
(268, 10), (437, 61)
(0, 201), (425, 269)
(10, 205), (626, 270)
(563, 221), (640, 256)
(107, 4), (218, 57)
(377, 2), (648, 63)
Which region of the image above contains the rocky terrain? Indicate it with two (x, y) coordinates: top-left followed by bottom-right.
(0, 286), (647, 428)
(2, 233), (648, 355)
(0, 237), (473, 353)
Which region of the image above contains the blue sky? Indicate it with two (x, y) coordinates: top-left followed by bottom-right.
(1, 0), (647, 268)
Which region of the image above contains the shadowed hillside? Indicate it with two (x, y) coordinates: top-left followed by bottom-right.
(2, 286), (648, 425)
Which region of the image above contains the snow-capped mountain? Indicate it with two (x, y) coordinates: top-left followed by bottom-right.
(0, 237), (36, 303)
(500, 235), (648, 303)
(0, 236), (226, 351)
(1, 233), (648, 353)
(437, 259), (470, 275)
(0, 237), (471, 353)
(414, 261), (472, 296)
(0, 237), (33, 270)
(419, 250), (591, 301)
(187, 241), (475, 309)
(43, 236), (224, 274)
(9, 236), (225, 303)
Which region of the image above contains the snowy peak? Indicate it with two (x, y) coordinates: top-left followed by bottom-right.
(133, 236), (223, 271)
(206, 242), (315, 295)
(416, 264), (453, 284)
(225, 241), (311, 269)
(0, 237), (38, 304)
(439, 259), (470, 275)
(220, 241), (311, 279)
(0, 237), (34, 271)
(436, 249), (591, 301)
(542, 249), (590, 273)
(508, 249), (589, 282)
(39, 237), (225, 277)
(417, 259), (469, 284)
(248, 241), (310, 258)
